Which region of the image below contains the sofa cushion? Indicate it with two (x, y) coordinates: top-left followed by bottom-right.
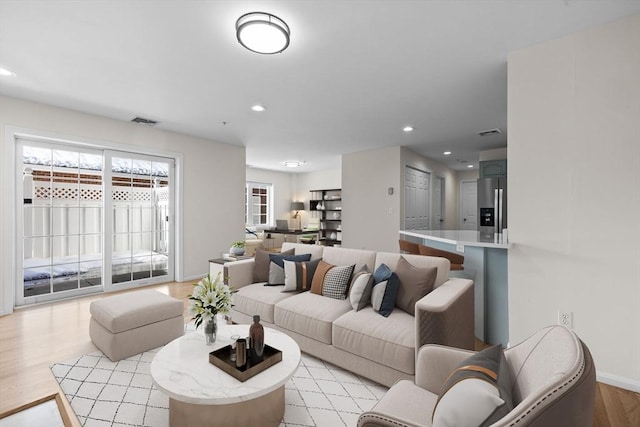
(283, 259), (320, 292)
(281, 242), (324, 260)
(310, 260), (335, 295)
(432, 345), (513, 427)
(333, 307), (415, 375)
(253, 248), (294, 283)
(233, 283), (294, 324)
(395, 256), (437, 315)
(321, 246), (377, 273)
(321, 263), (355, 300)
(274, 292), (352, 344)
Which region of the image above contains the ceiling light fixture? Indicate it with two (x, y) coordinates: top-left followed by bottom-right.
(467, 164), (474, 168)
(251, 105), (266, 112)
(403, 126), (414, 132)
(236, 12), (290, 54)
(284, 161), (304, 168)
(443, 151), (452, 155)
(0, 67), (16, 77)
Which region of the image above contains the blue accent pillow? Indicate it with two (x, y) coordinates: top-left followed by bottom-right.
(373, 263), (392, 284)
(378, 273), (399, 317)
(268, 253), (312, 268)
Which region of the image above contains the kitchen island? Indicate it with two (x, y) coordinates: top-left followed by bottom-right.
(400, 229), (510, 346)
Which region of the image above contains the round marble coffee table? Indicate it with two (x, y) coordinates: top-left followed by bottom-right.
(151, 324), (300, 427)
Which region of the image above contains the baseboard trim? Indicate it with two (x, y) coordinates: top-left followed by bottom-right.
(182, 273), (206, 282)
(597, 371), (640, 393)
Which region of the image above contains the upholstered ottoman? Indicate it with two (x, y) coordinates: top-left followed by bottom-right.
(89, 290), (184, 361)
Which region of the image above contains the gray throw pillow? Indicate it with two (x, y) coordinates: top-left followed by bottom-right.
(253, 248), (294, 283)
(394, 256), (437, 315)
(349, 272), (373, 311)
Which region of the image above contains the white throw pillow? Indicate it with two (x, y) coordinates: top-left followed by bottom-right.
(432, 379), (505, 427)
(349, 272), (373, 311)
(370, 280), (388, 311)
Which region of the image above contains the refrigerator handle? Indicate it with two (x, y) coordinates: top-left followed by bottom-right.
(494, 188), (499, 234)
(498, 188), (504, 233)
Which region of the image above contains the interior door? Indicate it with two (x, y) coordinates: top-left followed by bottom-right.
(460, 180), (478, 230)
(404, 166), (430, 230)
(433, 177), (444, 230)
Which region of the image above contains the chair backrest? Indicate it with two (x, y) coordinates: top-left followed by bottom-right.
(399, 239), (420, 254)
(418, 244), (464, 270)
(494, 325), (596, 427)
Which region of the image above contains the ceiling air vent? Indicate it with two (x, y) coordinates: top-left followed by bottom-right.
(477, 128), (502, 137)
(131, 117), (158, 126)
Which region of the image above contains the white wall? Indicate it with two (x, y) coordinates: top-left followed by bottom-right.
(479, 148), (507, 162)
(400, 147), (459, 230)
(0, 95), (246, 314)
(342, 146), (401, 252)
(508, 15), (640, 390)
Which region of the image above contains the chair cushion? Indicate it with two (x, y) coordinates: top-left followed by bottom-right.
(233, 283), (294, 324)
(274, 292), (351, 344)
(332, 307), (415, 374)
(432, 345), (513, 427)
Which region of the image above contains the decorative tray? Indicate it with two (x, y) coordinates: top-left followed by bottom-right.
(209, 344), (282, 382)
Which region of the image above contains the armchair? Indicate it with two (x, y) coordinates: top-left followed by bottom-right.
(358, 325), (596, 427)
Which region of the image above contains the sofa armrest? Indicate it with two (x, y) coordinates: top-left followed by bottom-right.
(415, 344), (476, 394)
(225, 259), (255, 289)
(415, 277), (474, 352)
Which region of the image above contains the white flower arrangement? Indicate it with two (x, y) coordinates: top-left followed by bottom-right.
(188, 272), (235, 329)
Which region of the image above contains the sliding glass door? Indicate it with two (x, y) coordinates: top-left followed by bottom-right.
(104, 151), (173, 291)
(17, 140), (174, 305)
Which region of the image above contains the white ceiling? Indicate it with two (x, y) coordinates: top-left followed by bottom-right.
(1, 1), (640, 172)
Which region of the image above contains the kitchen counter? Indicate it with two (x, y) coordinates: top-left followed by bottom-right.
(399, 229), (509, 346)
(400, 229), (510, 249)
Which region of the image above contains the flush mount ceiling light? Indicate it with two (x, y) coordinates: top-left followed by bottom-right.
(443, 151), (452, 155)
(236, 12), (290, 54)
(284, 161), (304, 168)
(467, 164), (474, 168)
(403, 126), (414, 132)
(251, 105), (267, 112)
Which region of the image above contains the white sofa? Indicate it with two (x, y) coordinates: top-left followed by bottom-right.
(227, 242), (474, 387)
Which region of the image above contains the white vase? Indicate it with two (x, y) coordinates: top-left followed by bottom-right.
(230, 246), (245, 256)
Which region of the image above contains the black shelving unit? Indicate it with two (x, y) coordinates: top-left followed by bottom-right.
(309, 189), (342, 247)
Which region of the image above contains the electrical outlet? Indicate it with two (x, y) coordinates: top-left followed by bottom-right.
(456, 244), (464, 253)
(558, 310), (573, 329)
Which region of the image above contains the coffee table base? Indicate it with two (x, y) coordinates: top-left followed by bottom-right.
(169, 385), (285, 427)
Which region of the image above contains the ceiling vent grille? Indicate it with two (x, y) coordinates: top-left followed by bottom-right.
(477, 128), (502, 137)
(131, 117), (158, 126)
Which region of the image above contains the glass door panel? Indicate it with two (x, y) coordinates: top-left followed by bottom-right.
(19, 142), (104, 304)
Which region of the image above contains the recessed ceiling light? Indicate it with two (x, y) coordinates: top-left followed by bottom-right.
(0, 67), (16, 77)
(252, 105), (267, 112)
(467, 164), (474, 168)
(443, 151), (452, 155)
(403, 126), (414, 132)
(284, 161), (305, 168)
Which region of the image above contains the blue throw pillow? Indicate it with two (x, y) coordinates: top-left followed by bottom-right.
(378, 273), (399, 317)
(268, 253), (312, 268)
(373, 263), (392, 284)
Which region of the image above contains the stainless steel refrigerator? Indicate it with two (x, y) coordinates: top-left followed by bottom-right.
(478, 177), (507, 235)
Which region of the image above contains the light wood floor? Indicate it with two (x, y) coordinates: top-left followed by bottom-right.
(0, 281), (638, 426)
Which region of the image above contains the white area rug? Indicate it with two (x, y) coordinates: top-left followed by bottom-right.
(51, 347), (388, 427)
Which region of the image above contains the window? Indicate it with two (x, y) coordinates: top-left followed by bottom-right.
(245, 182), (272, 226)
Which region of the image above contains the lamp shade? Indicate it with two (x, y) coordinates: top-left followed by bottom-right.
(291, 202), (304, 211)
(236, 12), (290, 54)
